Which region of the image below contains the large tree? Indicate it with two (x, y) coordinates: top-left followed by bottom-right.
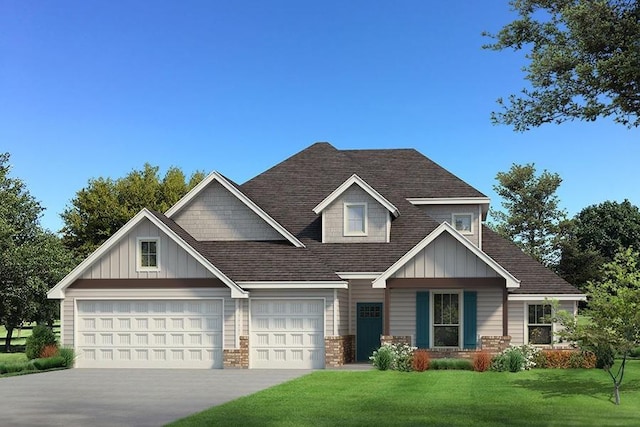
(61, 164), (205, 258)
(491, 163), (567, 266)
(558, 199), (640, 289)
(557, 247), (640, 405)
(0, 153), (75, 351)
(484, 0), (640, 130)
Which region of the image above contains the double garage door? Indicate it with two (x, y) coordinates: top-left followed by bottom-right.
(76, 299), (223, 368)
(75, 298), (325, 369)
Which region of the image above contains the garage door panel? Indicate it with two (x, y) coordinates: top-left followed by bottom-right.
(76, 299), (223, 369)
(250, 299), (325, 369)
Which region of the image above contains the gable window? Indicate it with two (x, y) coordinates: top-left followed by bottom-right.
(433, 292), (460, 347)
(344, 203), (367, 236)
(138, 238), (160, 271)
(528, 304), (552, 345)
(452, 213), (473, 234)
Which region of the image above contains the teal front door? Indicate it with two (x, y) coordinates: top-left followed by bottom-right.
(356, 302), (383, 362)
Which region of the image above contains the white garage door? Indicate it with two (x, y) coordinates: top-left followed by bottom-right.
(250, 299), (325, 369)
(76, 299), (223, 369)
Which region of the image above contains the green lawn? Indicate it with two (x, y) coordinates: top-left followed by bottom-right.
(0, 353), (27, 364)
(169, 362), (640, 427)
(0, 322), (60, 348)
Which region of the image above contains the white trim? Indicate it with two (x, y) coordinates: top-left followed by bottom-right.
(478, 205), (483, 250)
(333, 289), (337, 336)
(47, 209), (249, 299)
(59, 300), (64, 345)
(343, 202), (368, 236)
(235, 299), (240, 349)
(407, 197), (490, 219)
(313, 174), (399, 218)
(451, 213), (473, 235)
(430, 290), (463, 349)
(386, 213), (391, 243)
(372, 222), (521, 289)
(238, 281), (348, 289)
(165, 171), (304, 248)
(321, 211), (326, 243)
(524, 302), (553, 346)
(508, 294), (587, 301)
(136, 237), (161, 272)
(337, 272), (382, 280)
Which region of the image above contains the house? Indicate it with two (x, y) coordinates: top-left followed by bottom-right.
(47, 142), (585, 369)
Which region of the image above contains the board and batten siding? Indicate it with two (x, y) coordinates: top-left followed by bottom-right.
(62, 287), (235, 349)
(391, 233), (499, 279)
(418, 205), (480, 247)
(81, 218), (215, 280)
(173, 181), (283, 241)
(348, 279), (384, 334)
(388, 287), (503, 346)
(247, 289), (337, 335)
(323, 185), (388, 243)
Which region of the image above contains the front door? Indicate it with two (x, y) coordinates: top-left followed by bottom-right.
(356, 302), (383, 362)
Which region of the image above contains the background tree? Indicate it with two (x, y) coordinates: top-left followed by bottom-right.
(558, 200), (640, 290)
(491, 163), (567, 266)
(0, 153), (75, 351)
(484, 0), (640, 130)
(556, 247), (640, 405)
(61, 164), (204, 258)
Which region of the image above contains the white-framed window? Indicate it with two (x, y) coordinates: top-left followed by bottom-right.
(528, 304), (552, 345)
(452, 213), (473, 235)
(432, 292), (461, 347)
(137, 238), (160, 271)
(344, 203), (367, 236)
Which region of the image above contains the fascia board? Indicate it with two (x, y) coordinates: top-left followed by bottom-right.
(238, 281), (348, 289)
(313, 174), (399, 217)
(508, 294), (587, 301)
(336, 272), (383, 280)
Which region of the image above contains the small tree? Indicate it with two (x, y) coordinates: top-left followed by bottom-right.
(557, 247), (640, 405)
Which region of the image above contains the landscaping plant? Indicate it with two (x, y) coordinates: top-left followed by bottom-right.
(412, 349), (430, 372)
(25, 325), (57, 360)
(370, 343), (416, 372)
(429, 358), (473, 371)
(473, 351), (492, 372)
(491, 345), (539, 372)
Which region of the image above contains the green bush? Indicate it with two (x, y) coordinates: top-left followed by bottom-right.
(371, 346), (394, 370)
(58, 347), (76, 367)
(25, 325), (58, 360)
(491, 345), (539, 372)
(32, 356), (65, 370)
(508, 351), (525, 372)
(429, 358), (473, 371)
(629, 346), (640, 358)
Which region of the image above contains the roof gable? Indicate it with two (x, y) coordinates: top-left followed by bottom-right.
(166, 171), (304, 247)
(312, 174), (399, 217)
(372, 222), (520, 288)
(47, 209), (249, 299)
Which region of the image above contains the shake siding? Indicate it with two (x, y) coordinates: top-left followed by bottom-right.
(391, 233), (499, 279)
(173, 182), (283, 241)
(63, 287), (234, 348)
(337, 289), (349, 336)
(389, 289), (416, 343)
(508, 301), (525, 345)
(348, 280), (384, 334)
(248, 289), (336, 335)
(323, 185), (388, 243)
(419, 204), (480, 247)
(81, 218), (215, 280)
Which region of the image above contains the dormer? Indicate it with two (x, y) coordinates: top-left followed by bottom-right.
(313, 174), (399, 243)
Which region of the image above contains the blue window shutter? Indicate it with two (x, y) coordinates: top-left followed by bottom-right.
(416, 291), (430, 348)
(463, 291), (477, 349)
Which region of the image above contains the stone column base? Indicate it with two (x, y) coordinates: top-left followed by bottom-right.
(325, 335), (355, 367)
(223, 336), (249, 368)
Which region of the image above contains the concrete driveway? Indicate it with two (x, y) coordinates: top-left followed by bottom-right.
(0, 369), (311, 427)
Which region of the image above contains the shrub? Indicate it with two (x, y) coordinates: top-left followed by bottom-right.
(2, 362), (30, 373)
(412, 349), (430, 372)
(32, 356), (66, 371)
(629, 346), (640, 358)
(58, 347), (76, 367)
(25, 325), (58, 360)
(371, 345), (394, 370)
(507, 351), (525, 372)
(491, 345), (539, 372)
(430, 358), (473, 371)
(40, 344), (59, 359)
(540, 350), (596, 369)
(533, 350), (547, 368)
(473, 351), (492, 372)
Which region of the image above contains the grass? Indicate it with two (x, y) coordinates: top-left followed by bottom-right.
(169, 361), (640, 427)
(0, 322), (60, 350)
(0, 353), (27, 364)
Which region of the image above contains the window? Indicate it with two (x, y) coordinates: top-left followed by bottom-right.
(138, 238), (160, 271)
(452, 213), (473, 234)
(528, 304), (552, 345)
(433, 293), (460, 347)
(344, 203), (367, 236)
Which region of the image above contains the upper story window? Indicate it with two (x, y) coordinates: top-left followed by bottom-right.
(452, 213), (473, 235)
(528, 304), (552, 345)
(344, 203), (367, 236)
(137, 238), (160, 271)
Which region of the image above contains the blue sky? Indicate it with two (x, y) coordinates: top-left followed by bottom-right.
(2, 1), (638, 232)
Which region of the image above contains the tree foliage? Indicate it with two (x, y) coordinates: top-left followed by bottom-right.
(491, 163), (567, 266)
(558, 200), (640, 289)
(484, 0), (640, 130)
(0, 153), (75, 351)
(556, 247), (640, 405)
(61, 164), (205, 258)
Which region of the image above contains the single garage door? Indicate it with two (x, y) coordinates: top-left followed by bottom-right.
(250, 299), (325, 369)
(76, 299), (223, 368)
